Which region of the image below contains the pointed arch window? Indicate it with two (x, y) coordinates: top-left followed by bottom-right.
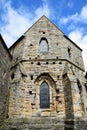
(40, 81), (50, 108)
(40, 38), (48, 53)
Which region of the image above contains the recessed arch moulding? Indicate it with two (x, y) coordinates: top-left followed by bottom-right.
(34, 72), (63, 116)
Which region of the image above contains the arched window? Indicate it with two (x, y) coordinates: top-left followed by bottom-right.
(40, 38), (48, 53)
(40, 81), (50, 108)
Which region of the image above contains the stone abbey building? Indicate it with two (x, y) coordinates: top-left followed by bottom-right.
(0, 16), (87, 130)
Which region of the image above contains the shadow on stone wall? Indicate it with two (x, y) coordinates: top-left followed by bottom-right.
(0, 71), (9, 126)
(63, 73), (74, 130)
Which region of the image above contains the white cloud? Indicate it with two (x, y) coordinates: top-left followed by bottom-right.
(1, 5), (32, 44)
(69, 29), (83, 44)
(0, 0), (51, 47)
(80, 5), (87, 22)
(35, 5), (50, 19)
(60, 4), (87, 25)
(59, 13), (78, 25)
(69, 29), (87, 71)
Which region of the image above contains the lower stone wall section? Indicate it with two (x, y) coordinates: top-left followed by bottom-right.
(0, 117), (64, 130)
(75, 119), (87, 130)
(0, 117), (87, 130)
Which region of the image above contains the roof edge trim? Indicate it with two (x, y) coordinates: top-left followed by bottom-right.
(64, 35), (82, 51)
(9, 35), (25, 50)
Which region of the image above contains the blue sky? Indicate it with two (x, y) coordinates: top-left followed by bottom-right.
(0, 0), (87, 71)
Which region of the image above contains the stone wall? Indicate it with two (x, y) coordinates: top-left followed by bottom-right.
(0, 36), (11, 124)
(1, 117), (87, 130)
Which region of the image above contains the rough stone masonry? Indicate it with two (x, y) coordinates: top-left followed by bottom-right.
(0, 16), (87, 130)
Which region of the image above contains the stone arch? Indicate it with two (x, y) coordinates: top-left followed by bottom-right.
(35, 73), (55, 84)
(34, 73), (56, 111)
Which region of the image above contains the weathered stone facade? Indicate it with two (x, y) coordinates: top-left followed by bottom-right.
(0, 35), (12, 123)
(0, 16), (87, 130)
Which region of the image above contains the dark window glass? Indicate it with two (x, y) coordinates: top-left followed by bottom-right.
(68, 48), (71, 58)
(40, 82), (50, 108)
(77, 79), (82, 93)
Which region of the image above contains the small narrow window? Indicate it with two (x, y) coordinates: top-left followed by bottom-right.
(30, 75), (33, 80)
(77, 79), (82, 93)
(68, 47), (71, 58)
(40, 38), (48, 53)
